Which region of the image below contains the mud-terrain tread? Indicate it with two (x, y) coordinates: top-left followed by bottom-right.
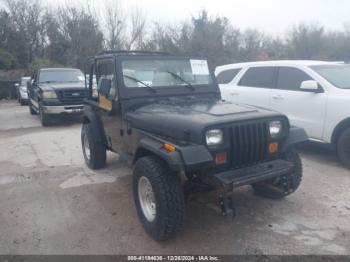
(133, 155), (185, 241)
(252, 148), (302, 199)
(81, 123), (106, 170)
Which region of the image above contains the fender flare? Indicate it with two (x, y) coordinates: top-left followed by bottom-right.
(133, 137), (184, 172)
(133, 136), (214, 172)
(83, 105), (108, 146)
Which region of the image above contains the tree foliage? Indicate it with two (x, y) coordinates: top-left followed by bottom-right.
(0, 1), (350, 71)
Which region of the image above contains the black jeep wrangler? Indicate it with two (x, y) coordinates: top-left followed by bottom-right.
(81, 51), (307, 241)
(28, 68), (92, 126)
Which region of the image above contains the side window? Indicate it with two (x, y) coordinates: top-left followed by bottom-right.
(238, 67), (276, 88)
(277, 67), (312, 91)
(96, 59), (117, 100)
(216, 68), (241, 84)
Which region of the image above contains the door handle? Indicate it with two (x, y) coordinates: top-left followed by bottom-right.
(272, 95), (284, 100)
(230, 92), (240, 96)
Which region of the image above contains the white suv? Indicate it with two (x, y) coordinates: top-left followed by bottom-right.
(215, 60), (350, 167)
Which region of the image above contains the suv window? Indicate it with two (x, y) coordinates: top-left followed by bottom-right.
(277, 67), (312, 91)
(96, 59), (117, 100)
(216, 68), (241, 84)
(238, 67), (276, 88)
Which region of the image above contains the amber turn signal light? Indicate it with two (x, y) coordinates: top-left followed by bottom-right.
(215, 152), (227, 165)
(163, 143), (176, 152)
(269, 142), (279, 154)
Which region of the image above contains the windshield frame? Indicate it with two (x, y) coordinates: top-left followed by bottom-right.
(38, 68), (85, 84)
(310, 64), (350, 89)
(115, 55), (219, 99)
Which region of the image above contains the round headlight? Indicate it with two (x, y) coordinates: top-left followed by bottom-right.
(206, 129), (223, 146)
(269, 121), (282, 137)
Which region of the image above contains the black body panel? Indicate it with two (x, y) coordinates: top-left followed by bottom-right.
(125, 97), (285, 145)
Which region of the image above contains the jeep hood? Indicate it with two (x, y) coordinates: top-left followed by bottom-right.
(39, 82), (85, 91)
(126, 98), (282, 144)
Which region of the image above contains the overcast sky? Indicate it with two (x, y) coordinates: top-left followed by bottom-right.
(47, 0), (350, 35)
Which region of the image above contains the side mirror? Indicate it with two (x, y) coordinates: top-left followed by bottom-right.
(98, 78), (112, 98)
(14, 83), (19, 87)
(300, 80), (320, 92)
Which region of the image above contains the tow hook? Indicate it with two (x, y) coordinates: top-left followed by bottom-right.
(219, 185), (236, 219)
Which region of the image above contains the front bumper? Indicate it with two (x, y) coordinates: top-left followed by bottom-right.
(42, 105), (84, 114)
(214, 159), (294, 187)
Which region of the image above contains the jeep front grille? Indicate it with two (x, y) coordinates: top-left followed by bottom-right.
(57, 89), (88, 104)
(230, 122), (269, 168)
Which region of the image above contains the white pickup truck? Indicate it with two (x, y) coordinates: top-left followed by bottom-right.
(215, 60), (350, 168)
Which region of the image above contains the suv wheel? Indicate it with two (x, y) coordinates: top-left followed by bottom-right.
(133, 155), (185, 241)
(39, 103), (51, 126)
(337, 127), (350, 168)
(81, 123), (106, 169)
(252, 148), (302, 199)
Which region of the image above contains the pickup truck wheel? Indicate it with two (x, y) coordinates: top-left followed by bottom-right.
(81, 123), (106, 169)
(39, 104), (51, 126)
(133, 155), (185, 241)
(252, 148), (302, 199)
(337, 127), (350, 168)
(28, 100), (37, 115)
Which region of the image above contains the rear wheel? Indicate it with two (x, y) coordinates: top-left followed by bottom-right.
(81, 122), (106, 169)
(337, 127), (350, 169)
(252, 148), (302, 199)
(133, 155), (185, 241)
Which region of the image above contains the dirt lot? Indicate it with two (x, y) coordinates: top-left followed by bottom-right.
(0, 100), (349, 255)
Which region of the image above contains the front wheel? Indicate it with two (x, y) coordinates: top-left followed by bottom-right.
(28, 100), (37, 115)
(133, 155), (185, 241)
(81, 123), (106, 169)
(337, 127), (350, 169)
(39, 103), (51, 126)
(252, 148), (302, 199)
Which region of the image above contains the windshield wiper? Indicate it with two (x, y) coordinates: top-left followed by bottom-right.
(165, 71), (195, 91)
(123, 75), (157, 93)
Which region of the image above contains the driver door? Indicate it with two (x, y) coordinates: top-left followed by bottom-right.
(96, 58), (125, 153)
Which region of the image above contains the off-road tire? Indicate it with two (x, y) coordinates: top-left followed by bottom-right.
(337, 127), (350, 169)
(81, 122), (106, 169)
(133, 155), (185, 241)
(39, 103), (51, 126)
(29, 100), (37, 115)
(252, 148), (302, 199)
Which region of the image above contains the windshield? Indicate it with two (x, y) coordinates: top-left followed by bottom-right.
(311, 64), (350, 89)
(39, 69), (84, 83)
(122, 59), (212, 88)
